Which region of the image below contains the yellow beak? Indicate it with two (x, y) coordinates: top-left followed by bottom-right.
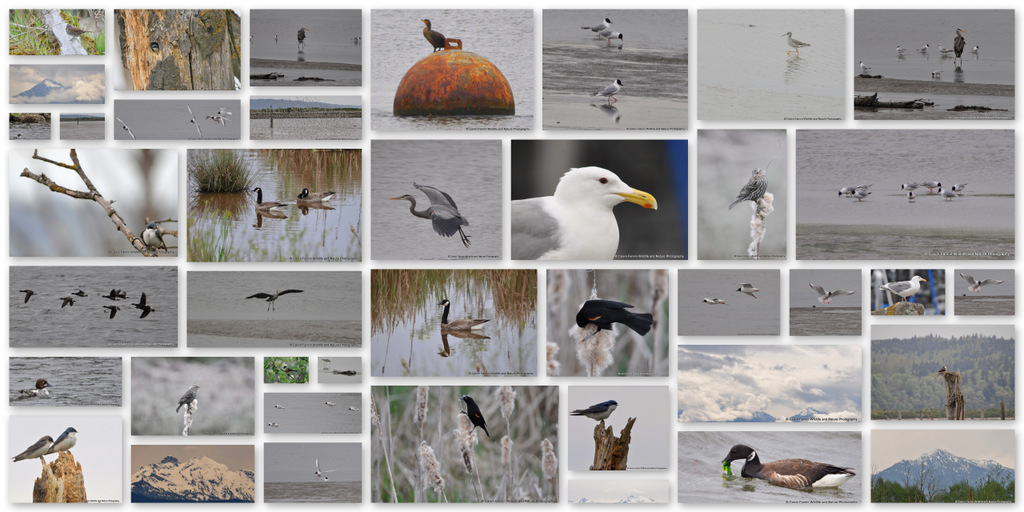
(618, 188), (658, 210)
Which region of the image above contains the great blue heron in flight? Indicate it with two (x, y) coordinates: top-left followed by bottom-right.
(953, 28), (966, 66)
(389, 183), (471, 247)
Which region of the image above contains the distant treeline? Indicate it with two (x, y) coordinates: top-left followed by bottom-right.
(872, 334), (1014, 412)
(872, 407), (1014, 420)
(872, 474), (1014, 503)
(250, 107), (360, 119)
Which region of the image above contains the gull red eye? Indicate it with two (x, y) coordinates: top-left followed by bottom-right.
(599, 177), (608, 184)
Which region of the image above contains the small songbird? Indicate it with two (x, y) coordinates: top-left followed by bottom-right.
(176, 384), (200, 413)
(45, 427), (78, 454)
(729, 168), (768, 210)
(65, 25), (91, 39)
(575, 299), (654, 336)
(18, 378), (50, 397)
(570, 400), (618, 421)
(460, 395), (490, 438)
(142, 222), (167, 251)
(12, 436), (54, 462)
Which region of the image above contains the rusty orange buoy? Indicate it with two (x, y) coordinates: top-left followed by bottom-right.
(394, 47), (515, 116)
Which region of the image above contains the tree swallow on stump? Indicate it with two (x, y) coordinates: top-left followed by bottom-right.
(570, 400), (618, 421)
(46, 427), (78, 454)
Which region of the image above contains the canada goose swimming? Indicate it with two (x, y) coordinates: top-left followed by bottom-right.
(72, 290), (88, 297)
(438, 299), (490, 331)
(421, 19), (446, 52)
(721, 444), (855, 489)
(103, 305), (120, 319)
(60, 296), (76, 308)
(19, 289), (35, 303)
(246, 289), (303, 311)
(297, 187), (336, 203)
(252, 187), (289, 212)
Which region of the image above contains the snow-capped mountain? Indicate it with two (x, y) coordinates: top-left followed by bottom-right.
(872, 449), (1014, 490)
(14, 78), (68, 99)
(619, 494), (658, 503)
(131, 455), (255, 502)
(731, 411), (777, 422)
(789, 407), (828, 422)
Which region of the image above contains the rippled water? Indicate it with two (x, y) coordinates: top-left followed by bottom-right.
(954, 295), (1014, 316)
(790, 307), (861, 336)
(371, 9), (534, 130)
(250, 116), (361, 140)
(60, 119), (104, 140)
(265, 482), (360, 503)
(10, 122), (51, 140)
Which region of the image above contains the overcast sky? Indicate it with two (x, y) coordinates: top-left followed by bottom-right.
(568, 385), (670, 471)
(569, 479), (669, 503)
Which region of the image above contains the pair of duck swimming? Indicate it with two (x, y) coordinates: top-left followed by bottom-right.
(252, 187), (335, 212)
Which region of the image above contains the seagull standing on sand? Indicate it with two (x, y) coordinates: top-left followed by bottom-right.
(594, 79), (622, 103)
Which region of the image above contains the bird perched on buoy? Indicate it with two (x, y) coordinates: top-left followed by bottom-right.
(421, 19), (446, 52)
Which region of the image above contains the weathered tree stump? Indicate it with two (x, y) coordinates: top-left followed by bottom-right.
(939, 370), (965, 420)
(117, 9), (240, 90)
(590, 417), (635, 470)
(33, 452), (87, 503)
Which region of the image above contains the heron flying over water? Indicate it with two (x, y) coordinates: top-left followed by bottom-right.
(389, 183), (471, 248)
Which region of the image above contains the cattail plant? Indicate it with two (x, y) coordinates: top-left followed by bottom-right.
(748, 192), (774, 258)
(414, 386), (429, 502)
(371, 392), (398, 502)
(496, 385), (516, 500)
(454, 411), (483, 501)
(542, 438), (557, 500)
(418, 441), (447, 502)
(571, 321), (615, 377)
(546, 342), (561, 376)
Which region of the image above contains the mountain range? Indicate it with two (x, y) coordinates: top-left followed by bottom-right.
(14, 78), (68, 99)
(131, 455), (254, 502)
(250, 98), (359, 110)
(872, 448), (1014, 490)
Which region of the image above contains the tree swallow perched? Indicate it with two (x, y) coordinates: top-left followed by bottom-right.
(570, 400), (619, 421)
(142, 222), (167, 251)
(45, 427), (78, 454)
(12, 436), (54, 462)
(176, 384), (200, 413)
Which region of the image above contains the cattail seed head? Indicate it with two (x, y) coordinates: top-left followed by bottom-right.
(496, 386), (516, 420)
(418, 441), (445, 493)
(542, 438), (557, 478)
(415, 386), (429, 424)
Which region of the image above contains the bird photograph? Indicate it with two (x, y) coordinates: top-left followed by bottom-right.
(789, 269), (862, 336)
(679, 345), (863, 423)
(953, 268), (1014, 316)
(371, 269), (536, 378)
(187, 271), (361, 348)
(542, 10), (688, 131)
(698, 10), (845, 121)
(370, 9), (533, 131)
(10, 357), (122, 406)
(263, 393), (361, 435)
(9, 415), (122, 504)
(698, 130), (787, 260)
(264, 443), (362, 502)
(872, 269), (945, 315)
(248, 94), (363, 141)
(679, 269), (781, 337)
(370, 386), (558, 503)
(9, 9), (105, 56)
(130, 357), (254, 436)
(249, 10), (362, 87)
(547, 270), (669, 377)
(511, 139), (686, 260)
(187, 148), (361, 262)
(9, 266), (178, 348)
(796, 130), (1013, 260)
(679, 431), (861, 503)
(114, 99), (242, 140)
(371, 140), (500, 260)
(568, 385), (670, 471)
(871, 325), (1013, 422)
(10, 149), (177, 257)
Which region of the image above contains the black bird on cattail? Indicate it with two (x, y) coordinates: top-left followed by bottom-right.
(460, 395), (489, 438)
(575, 299), (653, 336)
(729, 168), (768, 210)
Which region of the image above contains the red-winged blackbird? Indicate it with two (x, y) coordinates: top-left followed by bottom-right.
(460, 395), (489, 438)
(728, 168), (768, 210)
(575, 299), (653, 336)
(176, 384), (200, 413)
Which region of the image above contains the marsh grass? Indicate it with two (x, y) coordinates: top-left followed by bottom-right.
(9, 10), (104, 56)
(371, 386), (557, 503)
(263, 148), (362, 197)
(189, 149), (257, 193)
(187, 210), (240, 262)
(371, 270), (536, 334)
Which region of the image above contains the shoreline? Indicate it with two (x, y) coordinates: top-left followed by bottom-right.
(251, 58), (361, 72)
(855, 77), (1014, 96)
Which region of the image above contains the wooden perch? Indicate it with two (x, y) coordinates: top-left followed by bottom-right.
(590, 417), (635, 470)
(19, 149), (167, 257)
(940, 371), (965, 420)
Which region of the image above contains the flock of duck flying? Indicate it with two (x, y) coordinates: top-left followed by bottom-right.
(116, 107), (232, 140)
(17, 288), (157, 319)
(836, 182), (967, 203)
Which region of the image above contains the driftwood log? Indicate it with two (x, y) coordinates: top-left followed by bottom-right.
(590, 417), (635, 470)
(855, 93), (925, 109)
(117, 9), (240, 90)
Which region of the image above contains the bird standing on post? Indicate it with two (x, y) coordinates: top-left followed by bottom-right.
(460, 395), (490, 438)
(176, 384), (200, 413)
(729, 168), (768, 210)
